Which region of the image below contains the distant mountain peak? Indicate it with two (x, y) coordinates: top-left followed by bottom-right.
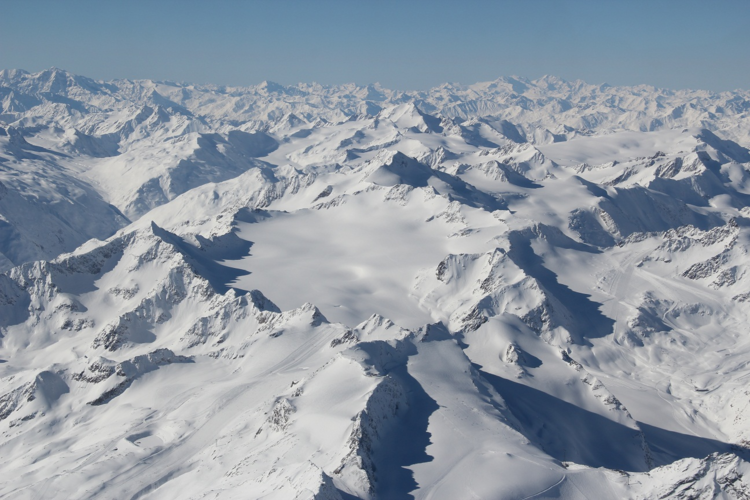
(0, 67), (750, 498)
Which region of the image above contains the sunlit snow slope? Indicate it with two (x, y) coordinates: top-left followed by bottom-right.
(2, 68), (750, 499)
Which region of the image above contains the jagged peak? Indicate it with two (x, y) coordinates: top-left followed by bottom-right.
(2, 67), (750, 498)
(15, 67), (105, 95)
(364, 150), (434, 187)
(297, 302), (328, 325)
(245, 289), (281, 313)
(0, 68), (30, 82)
(355, 313), (397, 335)
(533, 74), (569, 87)
(256, 80), (287, 94)
(376, 102), (442, 133)
(467, 75), (532, 95)
(142, 88), (191, 115)
(694, 128), (750, 163)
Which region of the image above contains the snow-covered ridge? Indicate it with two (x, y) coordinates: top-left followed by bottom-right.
(2, 67), (750, 270)
(2, 68), (750, 498)
(3, 68), (749, 139)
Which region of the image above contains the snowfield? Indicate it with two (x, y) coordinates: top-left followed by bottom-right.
(1, 68), (750, 498)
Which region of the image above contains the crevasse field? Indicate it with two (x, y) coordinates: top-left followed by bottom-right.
(1, 68), (750, 498)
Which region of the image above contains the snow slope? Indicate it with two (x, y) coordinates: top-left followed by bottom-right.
(2, 68), (750, 498)
(2, 67), (750, 270)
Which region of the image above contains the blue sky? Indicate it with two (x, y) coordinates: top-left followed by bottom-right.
(1, 0), (748, 91)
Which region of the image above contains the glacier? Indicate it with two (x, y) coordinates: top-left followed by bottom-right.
(1, 68), (750, 498)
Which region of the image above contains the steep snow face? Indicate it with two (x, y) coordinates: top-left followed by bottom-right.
(0, 128), (129, 270)
(2, 69), (750, 498)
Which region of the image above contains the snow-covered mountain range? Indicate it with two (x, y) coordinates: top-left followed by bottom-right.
(2, 68), (750, 498)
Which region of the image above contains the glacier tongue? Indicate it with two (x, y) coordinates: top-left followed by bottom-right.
(2, 69), (750, 498)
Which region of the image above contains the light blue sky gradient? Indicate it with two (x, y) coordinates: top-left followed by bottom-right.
(1, 0), (748, 91)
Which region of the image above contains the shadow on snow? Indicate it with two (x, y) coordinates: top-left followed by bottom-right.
(477, 368), (739, 472)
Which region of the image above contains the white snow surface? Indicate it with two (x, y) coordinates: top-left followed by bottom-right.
(2, 68), (750, 498)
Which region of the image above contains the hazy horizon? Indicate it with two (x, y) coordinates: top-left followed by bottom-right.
(3, 66), (748, 95)
(1, 0), (748, 92)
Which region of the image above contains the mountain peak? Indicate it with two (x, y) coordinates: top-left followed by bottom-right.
(1, 68), (750, 499)
(257, 80), (287, 94)
(365, 150), (434, 187)
(533, 74), (569, 89)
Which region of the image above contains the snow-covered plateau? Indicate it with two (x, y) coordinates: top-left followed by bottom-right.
(2, 68), (750, 498)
